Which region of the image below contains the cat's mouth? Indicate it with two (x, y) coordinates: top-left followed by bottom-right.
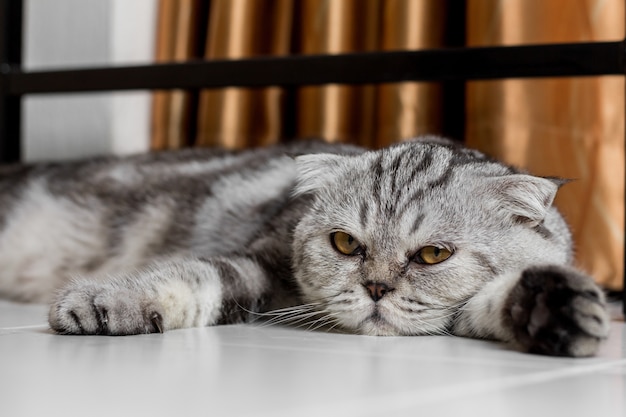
(358, 308), (401, 336)
(368, 309), (385, 324)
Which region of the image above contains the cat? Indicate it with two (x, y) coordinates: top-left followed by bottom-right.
(0, 136), (609, 357)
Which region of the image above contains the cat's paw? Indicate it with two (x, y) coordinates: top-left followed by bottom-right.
(49, 280), (164, 335)
(506, 265), (610, 357)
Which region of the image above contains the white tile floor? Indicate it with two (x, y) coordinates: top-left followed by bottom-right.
(1, 300), (625, 417)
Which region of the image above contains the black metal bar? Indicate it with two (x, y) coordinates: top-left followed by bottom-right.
(185, 0), (211, 147)
(441, 0), (466, 142)
(0, 0), (22, 162)
(6, 41), (625, 95)
(622, 4), (626, 316)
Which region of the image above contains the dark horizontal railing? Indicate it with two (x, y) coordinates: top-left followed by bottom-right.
(2, 41), (625, 95)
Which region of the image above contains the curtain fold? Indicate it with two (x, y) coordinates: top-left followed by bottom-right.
(374, 0), (446, 147)
(295, 0), (381, 147)
(162, 0), (447, 149)
(151, 0), (178, 150)
(195, 0), (293, 149)
(465, 0), (625, 290)
(152, 0), (205, 150)
(296, 0), (447, 147)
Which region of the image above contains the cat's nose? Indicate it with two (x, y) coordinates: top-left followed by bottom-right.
(364, 282), (393, 302)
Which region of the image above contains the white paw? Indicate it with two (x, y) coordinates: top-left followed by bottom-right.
(49, 280), (164, 335)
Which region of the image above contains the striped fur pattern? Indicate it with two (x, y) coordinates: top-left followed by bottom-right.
(0, 137), (609, 356)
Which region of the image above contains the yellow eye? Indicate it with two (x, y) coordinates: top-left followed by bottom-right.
(331, 232), (363, 256)
(415, 246), (452, 265)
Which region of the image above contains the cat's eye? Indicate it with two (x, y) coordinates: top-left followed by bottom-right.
(414, 246), (452, 265)
(331, 232), (363, 256)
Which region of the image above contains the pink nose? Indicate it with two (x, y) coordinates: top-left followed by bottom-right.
(364, 282), (393, 302)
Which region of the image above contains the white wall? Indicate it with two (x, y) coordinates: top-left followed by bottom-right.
(23, 0), (157, 161)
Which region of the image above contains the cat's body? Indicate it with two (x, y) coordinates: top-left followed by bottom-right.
(0, 137), (609, 356)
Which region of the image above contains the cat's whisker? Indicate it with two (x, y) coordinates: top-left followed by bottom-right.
(433, 325), (454, 337)
(324, 304), (360, 313)
(257, 311), (313, 326)
(458, 301), (493, 315)
(310, 317), (342, 332)
(246, 305), (317, 325)
(256, 304), (320, 317)
(252, 294), (349, 328)
(325, 319), (345, 333)
(260, 311), (313, 327)
(303, 311), (343, 332)
(259, 310), (324, 328)
(430, 308), (461, 320)
(219, 298), (323, 325)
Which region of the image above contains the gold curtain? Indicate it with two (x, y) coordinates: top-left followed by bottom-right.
(151, 0), (625, 289)
(195, 0), (294, 148)
(296, 0), (446, 147)
(159, 0), (447, 150)
(152, 0), (205, 150)
(296, 0), (381, 147)
(465, 0), (625, 290)
(374, 0), (446, 147)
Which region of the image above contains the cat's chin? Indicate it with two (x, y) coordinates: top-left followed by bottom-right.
(358, 323), (403, 336)
(356, 314), (404, 336)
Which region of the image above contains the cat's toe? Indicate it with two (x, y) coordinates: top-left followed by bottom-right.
(93, 292), (164, 335)
(506, 265), (610, 357)
(49, 283), (103, 335)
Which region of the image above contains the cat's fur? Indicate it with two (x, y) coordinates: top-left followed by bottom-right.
(0, 137), (609, 356)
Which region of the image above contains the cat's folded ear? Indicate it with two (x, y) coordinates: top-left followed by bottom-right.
(293, 154), (346, 196)
(486, 174), (566, 226)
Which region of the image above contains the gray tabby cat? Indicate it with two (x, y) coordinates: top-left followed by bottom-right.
(0, 137), (609, 356)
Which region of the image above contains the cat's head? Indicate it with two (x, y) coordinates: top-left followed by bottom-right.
(291, 137), (571, 335)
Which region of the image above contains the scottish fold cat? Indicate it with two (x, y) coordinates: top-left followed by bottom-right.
(0, 137), (608, 356)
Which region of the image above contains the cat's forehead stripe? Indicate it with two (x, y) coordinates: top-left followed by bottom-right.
(408, 151), (434, 182)
(409, 213), (425, 235)
(372, 146), (438, 219)
(359, 199), (370, 229)
(375, 143), (510, 226)
(395, 188), (424, 223)
(387, 149), (406, 197)
(372, 153), (385, 205)
(359, 143), (510, 239)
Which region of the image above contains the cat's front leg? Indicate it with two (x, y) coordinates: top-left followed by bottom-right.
(453, 265), (610, 357)
(49, 257), (271, 335)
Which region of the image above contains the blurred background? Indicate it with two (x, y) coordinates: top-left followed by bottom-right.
(23, 0), (625, 291)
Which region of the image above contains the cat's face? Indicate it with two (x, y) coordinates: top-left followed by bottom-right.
(292, 139), (569, 336)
